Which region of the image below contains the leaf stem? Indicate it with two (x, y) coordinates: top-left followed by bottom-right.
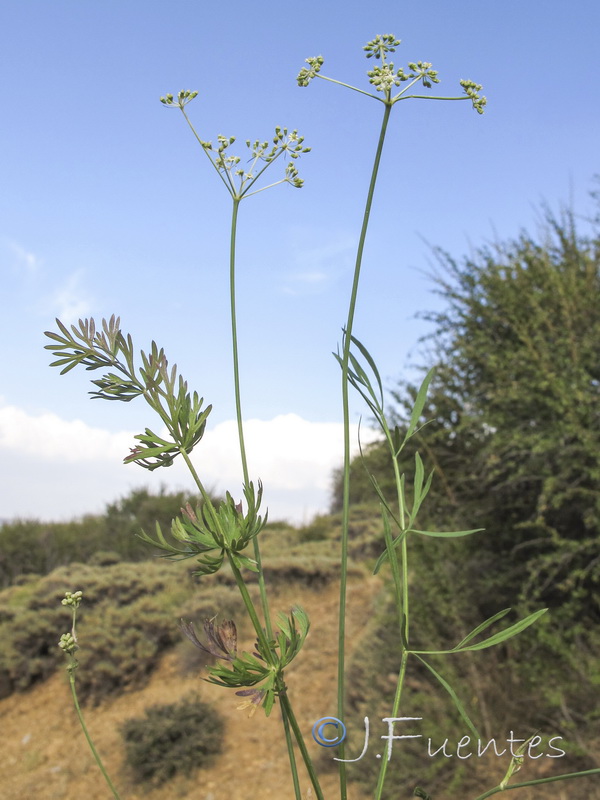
(179, 447), (217, 509)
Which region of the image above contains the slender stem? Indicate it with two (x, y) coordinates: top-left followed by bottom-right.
(373, 650), (409, 800)
(228, 197), (274, 642)
(373, 451), (411, 799)
(337, 100), (393, 799)
(279, 699), (303, 800)
(279, 690), (326, 800)
(380, 501), (404, 633)
(390, 75), (427, 102)
(393, 450), (410, 648)
(179, 107), (234, 195)
(179, 447), (217, 509)
(227, 550), (321, 796)
(240, 148), (286, 197)
(68, 673), (123, 800)
(316, 74), (381, 102)
(242, 179), (289, 198)
(396, 94), (471, 102)
(472, 768), (600, 800)
(229, 198), (249, 481)
(226, 551), (274, 663)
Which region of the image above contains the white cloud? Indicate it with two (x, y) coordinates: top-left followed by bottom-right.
(196, 413), (380, 489)
(0, 406), (380, 525)
(0, 404), (132, 462)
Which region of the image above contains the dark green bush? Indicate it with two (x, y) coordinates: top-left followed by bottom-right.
(120, 693), (224, 784)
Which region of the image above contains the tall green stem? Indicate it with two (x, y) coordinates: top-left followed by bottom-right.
(372, 450), (411, 798)
(279, 690), (326, 800)
(373, 650), (409, 799)
(337, 101), (392, 798)
(227, 551), (322, 797)
(280, 700), (303, 800)
(229, 197), (274, 641)
(229, 198), (250, 483)
(68, 673), (122, 800)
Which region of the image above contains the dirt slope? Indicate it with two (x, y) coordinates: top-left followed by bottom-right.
(0, 577), (378, 800)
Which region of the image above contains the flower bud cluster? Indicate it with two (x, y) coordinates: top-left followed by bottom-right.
(299, 34), (486, 116)
(407, 61), (440, 88)
(160, 90), (198, 108)
(197, 126), (309, 193)
(285, 162), (304, 188)
(296, 56), (324, 87)
(460, 79), (487, 114)
(273, 126), (309, 159)
(61, 590), (83, 609)
(363, 34), (401, 60)
(367, 63), (407, 93)
(58, 632), (78, 655)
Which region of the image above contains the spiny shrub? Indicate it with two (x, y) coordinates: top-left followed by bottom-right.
(120, 693), (224, 784)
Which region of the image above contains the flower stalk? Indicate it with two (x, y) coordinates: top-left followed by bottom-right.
(58, 592), (123, 800)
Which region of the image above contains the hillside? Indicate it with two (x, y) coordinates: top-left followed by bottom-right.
(0, 505), (598, 799)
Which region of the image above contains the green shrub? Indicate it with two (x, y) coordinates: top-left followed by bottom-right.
(120, 693), (224, 784)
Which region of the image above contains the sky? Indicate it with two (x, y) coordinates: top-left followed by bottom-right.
(2, 0), (599, 525)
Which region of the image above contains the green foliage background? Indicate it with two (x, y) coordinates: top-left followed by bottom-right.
(330, 201), (600, 795)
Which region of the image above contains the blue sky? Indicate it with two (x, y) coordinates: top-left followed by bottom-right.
(2, 0), (599, 523)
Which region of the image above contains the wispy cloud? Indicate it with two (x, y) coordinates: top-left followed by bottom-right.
(283, 229), (356, 295)
(4, 238), (42, 275)
(51, 270), (92, 323)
